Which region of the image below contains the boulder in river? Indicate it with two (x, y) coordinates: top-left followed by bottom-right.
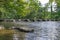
(11, 26), (34, 33)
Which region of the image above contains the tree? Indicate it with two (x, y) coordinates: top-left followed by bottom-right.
(0, 0), (40, 19)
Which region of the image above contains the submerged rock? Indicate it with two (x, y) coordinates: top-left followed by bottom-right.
(11, 26), (34, 33)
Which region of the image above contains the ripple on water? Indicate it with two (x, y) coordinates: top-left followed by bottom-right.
(25, 21), (59, 40)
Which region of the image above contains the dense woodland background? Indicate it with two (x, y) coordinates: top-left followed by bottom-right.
(0, 0), (60, 20)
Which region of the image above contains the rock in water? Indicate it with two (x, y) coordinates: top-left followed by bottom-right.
(11, 26), (34, 33)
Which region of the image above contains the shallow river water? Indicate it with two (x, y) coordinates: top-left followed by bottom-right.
(0, 21), (60, 40)
(12, 21), (60, 40)
(24, 21), (59, 40)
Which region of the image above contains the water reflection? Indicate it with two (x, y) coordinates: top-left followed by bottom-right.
(13, 31), (26, 40)
(13, 34), (19, 40)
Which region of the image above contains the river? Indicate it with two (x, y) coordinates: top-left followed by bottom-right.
(0, 21), (60, 40)
(12, 21), (60, 40)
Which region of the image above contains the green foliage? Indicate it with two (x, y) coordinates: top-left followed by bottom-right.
(0, 0), (60, 20)
(0, 0), (39, 19)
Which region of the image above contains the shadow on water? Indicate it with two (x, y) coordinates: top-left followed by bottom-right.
(0, 21), (60, 40)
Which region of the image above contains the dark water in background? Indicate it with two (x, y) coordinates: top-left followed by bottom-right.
(0, 21), (60, 40)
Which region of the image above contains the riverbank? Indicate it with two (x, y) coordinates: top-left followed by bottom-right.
(0, 19), (60, 23)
